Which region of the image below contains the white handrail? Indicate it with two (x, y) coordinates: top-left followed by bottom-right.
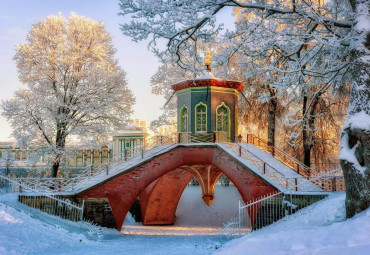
(240, 167), (342, 210)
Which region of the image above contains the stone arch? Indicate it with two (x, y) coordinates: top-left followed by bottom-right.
(139, 168), (194, 225)
(77, 145), (277, 230)
(140, 164), (226, 225)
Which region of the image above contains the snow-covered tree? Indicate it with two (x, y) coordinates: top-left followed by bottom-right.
(2, 14), (135, 177)
(150, 48), (210, 131)
(119, 0), (370, 217)
(0, 148), (15, 176)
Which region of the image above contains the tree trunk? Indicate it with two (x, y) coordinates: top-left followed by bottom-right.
(340, 6), (370, 218)
(267, 98), (277, 146)
(267, 88), (277, 155)
(51, 122), (67, 178)
(302, 95), (313, 170)
(302, 95), (320, 172)
(52, 161), (59, 178)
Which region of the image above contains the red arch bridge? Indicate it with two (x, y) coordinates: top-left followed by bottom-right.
(13, 134), (345, 231)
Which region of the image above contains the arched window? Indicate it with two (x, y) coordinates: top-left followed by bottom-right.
(216, 103), (230, 139)
(180, 106), (188, 132)
(195, 102), (207, 132)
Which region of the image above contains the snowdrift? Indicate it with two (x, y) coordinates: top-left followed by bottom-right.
(216, 193), (370, 255)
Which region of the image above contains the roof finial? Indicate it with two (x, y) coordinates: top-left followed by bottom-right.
(205, 50), (211, 72)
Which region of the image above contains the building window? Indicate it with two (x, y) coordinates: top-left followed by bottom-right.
(180, 106), (188, 132)
(216, 103), (230, 138)
(195, 102), (207, 132)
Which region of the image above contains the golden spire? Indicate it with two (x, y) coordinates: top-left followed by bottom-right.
(205, 50), (211, 72)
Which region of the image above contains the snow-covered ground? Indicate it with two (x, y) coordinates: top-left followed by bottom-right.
(1, 186), (369, 254)
(0, 201), (228, 255)
(0, 185), (241, 255)
(216, 193), (370, 255)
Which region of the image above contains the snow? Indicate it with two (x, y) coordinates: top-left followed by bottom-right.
(121, 184), (243, 236)
(339, 131), (367, 175)
(195, 72), (218, 80)
(216, 193), (370, 255)
(2, 189), (369, 254)
(0, 201), (226, 255)
(175, 185), (242, 227)
(348, 110), (370, 132)
(218, 143), (322, 192)
(1, 172), (369, 255)
(239, 144), (306, 178)
(355, 5), (370, 32)
(0, 185), (242, 254)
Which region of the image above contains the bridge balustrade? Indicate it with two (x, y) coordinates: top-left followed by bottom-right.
(177, 131), (231, 143)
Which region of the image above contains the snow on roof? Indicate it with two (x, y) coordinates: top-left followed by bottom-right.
(194, 71), (218, 80)
(113, 124), (147, 137)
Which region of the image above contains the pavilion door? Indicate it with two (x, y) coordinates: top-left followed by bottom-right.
(180, 107), (189, 143)
(216, 104), (230, 142)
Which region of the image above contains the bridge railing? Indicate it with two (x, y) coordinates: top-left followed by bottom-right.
(12, 135), (176, 192)
(245, 134), (341, 177)
(0, 173), (84, 224)
(178, 131), (232, 143)
(235, 168), (344, 236)
(221, 142), (345, 192)
(80, 135), (175, 176)
(222, 142), (289, 188)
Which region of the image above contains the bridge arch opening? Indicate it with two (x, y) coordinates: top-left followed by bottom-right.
(126, 161), (257, 229)
(121, 172), (244, 234)
(174, 175), (243, 228)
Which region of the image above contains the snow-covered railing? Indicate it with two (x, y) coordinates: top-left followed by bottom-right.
(244, 134), (341, 177)
(236, 168), (344, 236)
(222, 142), (298, 189)
(13, 135), (176, 192)
(0, 174), (84, 223)
(13, 132), (343, 195)
(77, 135), (175, 178)
(13, 177), (66, 192)
(223, 141), (345, 192)
(285, 175), (345, 192)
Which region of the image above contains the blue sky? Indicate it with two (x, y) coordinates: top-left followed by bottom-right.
(0, 0), (234, 141)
